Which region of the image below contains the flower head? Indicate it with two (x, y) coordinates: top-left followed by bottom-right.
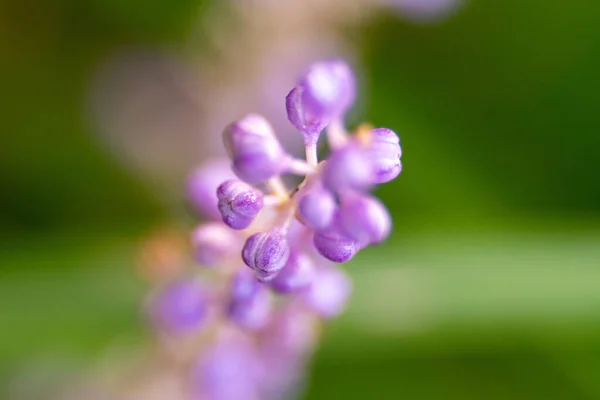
(147, 59), (404, 400)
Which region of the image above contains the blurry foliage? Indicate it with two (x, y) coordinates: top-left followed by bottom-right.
(0, 0), (206, 235)
(362, 1), (600, 219)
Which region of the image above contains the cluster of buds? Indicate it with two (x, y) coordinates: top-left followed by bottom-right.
(147, 59), (402, 400)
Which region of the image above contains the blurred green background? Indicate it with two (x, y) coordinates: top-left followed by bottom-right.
(2, 0), (600, 399)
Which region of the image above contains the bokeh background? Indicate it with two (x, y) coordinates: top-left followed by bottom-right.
(2, 0), (600, 399)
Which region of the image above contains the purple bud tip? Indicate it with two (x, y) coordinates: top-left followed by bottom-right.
(223, 114), (288, 184)
(217, 179), (264, 230)
(323, 144), (374, 193)
(242, 228), (290, 275)
(271, 252), (315, 294)
(286, 59), (356, 143)
(149, 279), (209, 335)
(228, 269), (271, 330)
(255, 268), (280, 284)
(191, 222), (240, 266)
(339, 194), (391, 246)
(303, 267), (352, 318)
(297, 186), (336, 230)
(368, 128), (402, 184)
(186, 158), (235, 220)
(312, 223), (360, 263)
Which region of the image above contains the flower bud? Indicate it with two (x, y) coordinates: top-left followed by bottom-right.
(242, 228), (290, 276)
(228, 269), (271, 330)
(286, 59), (355, 143)
(148, 279), (209, 335)
(302, 267), (352, 318)
(323, 144), (374, 193)
(368, 128), (402, 183)
(312, 223), (360, 263)
(217, 179), (264, 230)
(186, 158), (235, 220)
(223, 114), (289, 184)
(191, 222), (240, 266)
(271, 252), (315, 294)
(297, 185), (336, 230)
(338, 194), (392, 245)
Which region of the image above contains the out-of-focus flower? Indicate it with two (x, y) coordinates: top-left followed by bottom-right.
(191, 223), (241, 266)
(228, 269), (272, 330)
(148, 278), (210, 335)
(138, 59), (403, 399)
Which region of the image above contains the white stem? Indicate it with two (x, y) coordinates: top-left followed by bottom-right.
(263, 195), (284, 207)
(305, 142), (318, 167)
(287, 158), (316, 176)
(281, 207), (296, 230)
(326, 119), (349, 149)
(266, 177), (289, 198)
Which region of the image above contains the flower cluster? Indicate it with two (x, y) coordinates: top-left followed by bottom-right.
(148, 59), (402, 400)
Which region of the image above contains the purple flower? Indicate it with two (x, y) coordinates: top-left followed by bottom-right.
(148, 278), (209, 335)
(338, 193), (391, 245)
(286, 59), (355, 143)
(242, 228), (290, 277)
(186, 158), (235, 220)
(191, 222), (240, 266)
(271, 251), (315, 293)
(367, 128), (402, 183)
(312, 221), (360, 263)
(302, 267), (352, 318)
(259, 303), (317, 356)
(257, 304), (317, 398)
(223, 113), (289, 184)
(192, 337), (262, 400)
(322, 144), (374, 193)
(148, 59), (404, 400)
(297, 184), (336, 230)
(228, 269), (271, 330)
(217, 179), (264, 230)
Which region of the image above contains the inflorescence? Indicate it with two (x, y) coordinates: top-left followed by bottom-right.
(148, 59), (402, 400)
